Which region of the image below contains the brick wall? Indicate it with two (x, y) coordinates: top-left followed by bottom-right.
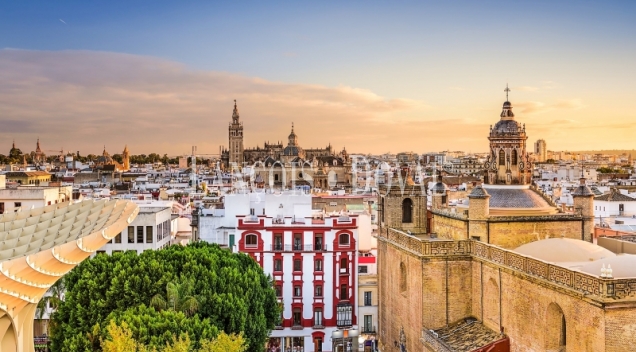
(488, 220), (582, 249)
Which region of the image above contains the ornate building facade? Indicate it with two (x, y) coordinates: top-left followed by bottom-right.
(376, 94), (627, 352)
(228, 100), (244, 165)
(483, 101), (532, 185)
(221, 101), (352, 189)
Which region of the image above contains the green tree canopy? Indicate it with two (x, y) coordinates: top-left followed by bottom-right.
(50, 242), (279, 352)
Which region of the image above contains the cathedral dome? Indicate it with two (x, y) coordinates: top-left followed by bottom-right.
(492, 119), (522, 133)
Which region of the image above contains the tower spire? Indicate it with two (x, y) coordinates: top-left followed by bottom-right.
(232, 99), (240, 122)
(504, 83), (511, 102)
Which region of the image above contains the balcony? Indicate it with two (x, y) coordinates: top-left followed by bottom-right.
(270, 244), (330, 252)
(291, 324), (304, 330)
(362, 326), (376, 334)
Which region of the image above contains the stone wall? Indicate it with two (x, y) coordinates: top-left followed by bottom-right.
(488, 218), (582, 249)
(378, 240), (423, 352)
(378, 229), (636, 352)
(605, 308), (636, 352)
(431, 211), (468, 240)
(379, 185), (427, 234)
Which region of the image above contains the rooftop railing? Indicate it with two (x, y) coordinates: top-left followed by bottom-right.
(378, 228), (636, 300)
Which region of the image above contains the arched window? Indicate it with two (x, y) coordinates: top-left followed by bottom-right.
(511, 149), (518, 165)
(546, 303), (566, 350)
(498, 149), (505, 166)
(399, 262), (407, 293)
(339, 233), (350, 246)
(402, 198), (413, 223)
(245, 234), (258, 248)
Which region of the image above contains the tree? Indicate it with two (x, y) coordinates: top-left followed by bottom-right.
(150, 278), (200, 317)
(199, 332), (246, 352)
(101, 321), (146, 352)
(50, 243), (280, 352)
(36, 279), (65, 335)
(101, 320), (244, 352)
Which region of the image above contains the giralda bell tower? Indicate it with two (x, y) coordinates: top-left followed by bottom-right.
(228, 100), (244, 166)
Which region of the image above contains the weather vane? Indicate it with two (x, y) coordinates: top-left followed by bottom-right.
(504, 84), (511, 101)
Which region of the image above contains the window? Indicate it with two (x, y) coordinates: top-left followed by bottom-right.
(96, 250), (106, 255)
(274, 259), (282, 272)
(0, 202), (4, 214)
(511, 149), (518, 165)
(314, 235), (323, 251)
(294, 259), (302, 272)
(14, 202), (21, 209)
(340, 258), (348, 273)
(137, 226), (144, 243)
(315, 259), (323, 272)
(293, 234), (302, 251)
(128, 226), (135, 243)
(339, 233), (350, 246)
(275, 285), (282, 297)
(314, 308), (323, 326)
(363, 315), (373, 333)
(364, 291), (372, 306)
(315, 285), (323, 297)
(358, 265), (368, 273)
(336, 302), (352, 327)
(245, 234), (258, 248)
(340, 284), (348, 299)
(293, 308), (302, 326)
(114, 233), (122, 244)
(273, 235), (283, 250)
(499, 149), (505, 165)
(402, 198), (413, 223)
(146, 226), (153, 243)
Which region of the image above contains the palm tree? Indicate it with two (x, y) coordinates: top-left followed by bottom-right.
(35, 279), (65, 336)
(150, 279), (199, 317)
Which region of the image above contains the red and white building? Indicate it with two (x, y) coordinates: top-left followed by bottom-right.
(197, 191), (359, 352)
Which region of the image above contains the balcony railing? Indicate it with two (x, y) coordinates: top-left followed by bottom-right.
(362, 325), (376, 334)
(270, 244), (330, 252)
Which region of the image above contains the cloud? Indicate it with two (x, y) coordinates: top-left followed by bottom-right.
(515, 99), (584, 115)
(513, 81), (558, 92)
(1, 49), (445, 155)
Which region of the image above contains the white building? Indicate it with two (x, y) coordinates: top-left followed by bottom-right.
(197, 191), (360, 352)
(0, 175), (72, 214)
(97, 203), (174, 254)
(594, 188), (636, 218)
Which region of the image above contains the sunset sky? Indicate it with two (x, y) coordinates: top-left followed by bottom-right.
(1, 1), (636, 156)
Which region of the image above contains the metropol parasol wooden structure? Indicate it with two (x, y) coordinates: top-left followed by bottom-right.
(0, 199), (139, 352)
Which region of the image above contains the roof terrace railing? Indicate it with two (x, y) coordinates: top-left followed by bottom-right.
(379, 228), (636, 300)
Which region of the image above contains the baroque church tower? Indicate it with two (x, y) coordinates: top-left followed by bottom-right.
(122, 145), (130, 171)
(228, 100), (244, 166)
(484, 87), (533, 185)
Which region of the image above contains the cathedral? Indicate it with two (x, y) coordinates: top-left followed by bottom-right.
(377, 93), (636, 352)
(221, 101), (352, 189)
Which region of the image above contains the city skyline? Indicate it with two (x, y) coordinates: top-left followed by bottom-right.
(2, 1), (636, 154)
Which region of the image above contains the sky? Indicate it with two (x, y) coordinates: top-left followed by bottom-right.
(1, 0), (636, 156)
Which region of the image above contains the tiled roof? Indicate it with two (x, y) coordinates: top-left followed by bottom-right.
(594, 188), (636, 202)
(486, 187), (551, 208)
(433, 318), (503, 351)
(4, 171), (51, 177)
(468, 186), (489, 199)
(572, 184), (594, 197)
